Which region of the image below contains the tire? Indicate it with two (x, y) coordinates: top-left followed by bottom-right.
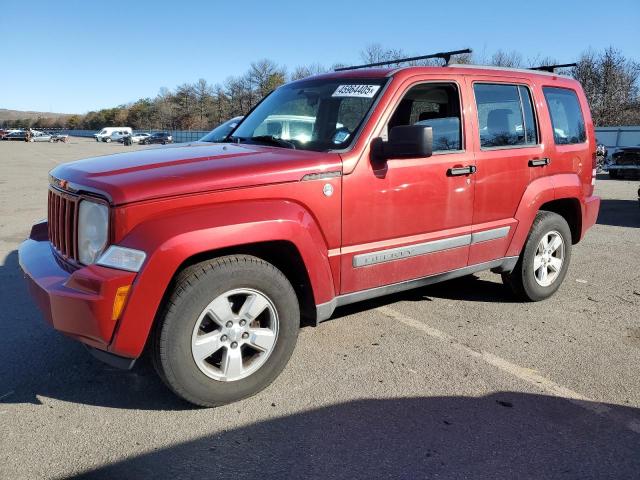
(502, 211), (572, 301)
(609, 170), (618, 179)
(105, 138), (111, 143)
(152, 255), (300, 407)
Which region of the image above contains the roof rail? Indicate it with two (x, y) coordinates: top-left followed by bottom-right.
(334, 48), (473, 71)
(531, 63), (577, 73)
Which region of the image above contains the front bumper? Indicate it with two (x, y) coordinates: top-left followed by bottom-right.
(19, 222), (137, 359)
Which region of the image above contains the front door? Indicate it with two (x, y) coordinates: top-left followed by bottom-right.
(340, 79), (476, 294)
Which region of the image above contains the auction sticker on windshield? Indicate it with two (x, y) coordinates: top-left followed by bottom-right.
(332, 85), (380, 98)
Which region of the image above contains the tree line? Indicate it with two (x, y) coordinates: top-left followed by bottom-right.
(3, 46), (638, 131)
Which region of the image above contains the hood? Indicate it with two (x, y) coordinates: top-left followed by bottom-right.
(50, 143), (342, 205)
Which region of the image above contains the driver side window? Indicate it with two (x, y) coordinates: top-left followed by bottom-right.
(384, 82), (463, 152)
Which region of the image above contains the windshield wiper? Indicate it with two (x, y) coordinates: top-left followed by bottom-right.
(246, 135), (296, 149)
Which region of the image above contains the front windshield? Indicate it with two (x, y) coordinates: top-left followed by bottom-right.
(230, 78), (387, 152)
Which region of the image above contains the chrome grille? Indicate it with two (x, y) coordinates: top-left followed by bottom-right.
(48, 188), (79, 260)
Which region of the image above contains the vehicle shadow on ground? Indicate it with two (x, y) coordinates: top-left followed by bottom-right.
(75, 393), (640, 479)
(597, 199), (640, 228)
(0, 249), (191, 411)
(332, 275), (516, 320)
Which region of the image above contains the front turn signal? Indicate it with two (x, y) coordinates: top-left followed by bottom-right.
(112, 285), (131, 321)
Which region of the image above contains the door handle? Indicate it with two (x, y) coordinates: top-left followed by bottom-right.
(447, 165), (477, 176)
(528, 158), (550, 167)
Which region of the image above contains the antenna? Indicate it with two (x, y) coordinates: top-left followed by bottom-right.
(531, 63), (577, 73)
(335, 48), (473, 71)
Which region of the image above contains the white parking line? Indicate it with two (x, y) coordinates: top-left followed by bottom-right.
(376, 305), (640, 435)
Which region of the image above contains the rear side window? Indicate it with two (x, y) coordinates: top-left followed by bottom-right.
(543, 87), (586, 144)
(474, 83), (538, 148)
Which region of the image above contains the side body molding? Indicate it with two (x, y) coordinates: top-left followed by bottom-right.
(109, 200), (336, 357)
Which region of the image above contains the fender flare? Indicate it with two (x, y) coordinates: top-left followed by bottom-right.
(109, 199), (336, 358)
(506, 173), (584, 257)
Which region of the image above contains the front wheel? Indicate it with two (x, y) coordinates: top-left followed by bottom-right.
(105, 138), (111, 143)
(502, 211), (572, 301)
(152, 255), (300, 407)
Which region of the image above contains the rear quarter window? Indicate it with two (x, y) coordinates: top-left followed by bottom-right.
(543, 87), (586, 144)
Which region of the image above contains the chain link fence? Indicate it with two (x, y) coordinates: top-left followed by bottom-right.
(52, 129), (210, 143)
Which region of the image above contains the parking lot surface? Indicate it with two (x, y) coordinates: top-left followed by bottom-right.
(1, 138), (640, 479)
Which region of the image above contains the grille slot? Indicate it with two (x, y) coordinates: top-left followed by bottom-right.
(48, 189), (79, 260)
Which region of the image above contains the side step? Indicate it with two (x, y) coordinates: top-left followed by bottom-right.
(315, 256), (518, 323)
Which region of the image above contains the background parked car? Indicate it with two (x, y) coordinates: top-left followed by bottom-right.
(130, 132), (151, 143)
(199, 116), (243, 143)
(608, 146), (640, 179)
(50, 133), (69, 143)
(30, 131), (52, 142)
(103, 130), (131, 143)
(140, 132), (173, 145)
(5, 130), (26, 141)
(94, 127), (132, 142)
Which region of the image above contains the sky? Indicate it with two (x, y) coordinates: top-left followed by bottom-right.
(1, 0), (638, 114)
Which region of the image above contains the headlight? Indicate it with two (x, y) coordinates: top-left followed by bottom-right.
(78, 200), (109, 264)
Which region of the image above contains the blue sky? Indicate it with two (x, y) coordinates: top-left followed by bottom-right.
(1, 0), (638, 113)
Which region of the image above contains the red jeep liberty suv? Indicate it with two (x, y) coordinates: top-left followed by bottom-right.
(19, 61), (600, 406)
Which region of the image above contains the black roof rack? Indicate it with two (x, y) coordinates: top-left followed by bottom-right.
(531, 63), (577, 72)
(334, 48), (473, 71)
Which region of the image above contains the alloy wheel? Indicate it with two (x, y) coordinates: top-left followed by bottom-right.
(191, 288), (279, 382)
(533, 230), (565, 287)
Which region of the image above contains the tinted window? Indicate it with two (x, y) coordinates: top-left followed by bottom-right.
(387, 83), (462, 152)
(474, 83), (538, 148)
(543, 87), (586, 144)
(519, 86), (538, 145)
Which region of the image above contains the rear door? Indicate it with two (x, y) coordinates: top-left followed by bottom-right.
(468, 76), (547, 265)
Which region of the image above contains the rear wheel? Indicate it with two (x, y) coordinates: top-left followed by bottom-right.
(609, 170), (618, 179)
(153, 255), (299, 407)
(502, 211), (572, 301)
(105, 138), (111, 143)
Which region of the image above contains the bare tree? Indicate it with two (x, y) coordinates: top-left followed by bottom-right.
(247, 59), (286, 103)
(489, 50), (523, 68)
(291, 63), (327, 80)
(450, 51), (474, 65)
(573, 47), (640, 126)
(194, 79), (213, 129)
(360, 43), (406, 64)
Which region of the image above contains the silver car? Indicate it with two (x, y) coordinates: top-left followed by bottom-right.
(31, 131), (53, 142)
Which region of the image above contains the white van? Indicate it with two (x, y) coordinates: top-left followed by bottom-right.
(94, 127), (132, 142)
